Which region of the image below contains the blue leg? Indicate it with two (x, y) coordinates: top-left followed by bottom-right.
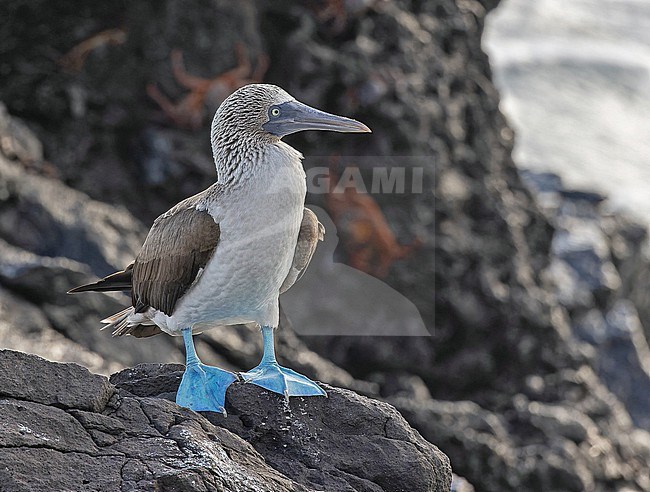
(240, 326), (326, 398)
(176, 328), (238, 414)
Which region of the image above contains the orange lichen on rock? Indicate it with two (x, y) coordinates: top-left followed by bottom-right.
(59, 28), (127, 73)
(147, 44), (269, 130)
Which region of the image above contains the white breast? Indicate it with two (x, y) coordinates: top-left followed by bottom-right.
(167, 142), (306, 332)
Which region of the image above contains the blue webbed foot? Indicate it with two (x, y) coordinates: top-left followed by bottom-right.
(176, 327), (237, 414)
(241, 362), (326, 397)
(176, 362), (238, 414)
(241, 325), (326, 398)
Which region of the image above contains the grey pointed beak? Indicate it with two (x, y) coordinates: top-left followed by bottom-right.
(263, 100), (371, 137)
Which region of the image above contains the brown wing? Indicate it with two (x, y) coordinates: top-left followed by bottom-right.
(132, 190), (221, 316)
(280, 207), (324, 294)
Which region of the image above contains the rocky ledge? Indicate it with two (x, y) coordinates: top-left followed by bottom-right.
(0, 350), (451, 492)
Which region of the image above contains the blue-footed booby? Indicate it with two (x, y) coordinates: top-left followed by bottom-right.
(69, 84), (371, 414)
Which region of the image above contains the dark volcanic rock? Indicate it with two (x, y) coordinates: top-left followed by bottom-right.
(0, 1), (265, 224)
(0, 349), (114, 411)
(523, 170), (650, 433)
(390, 369), (650, 491)
(574, 302), (650, 431)
(217, 385), (449, 492)
(0, 282), (122, 375)
(0, 350), (451, 492)
(113, 363), (451, 492)
(0, 115), (144, 277)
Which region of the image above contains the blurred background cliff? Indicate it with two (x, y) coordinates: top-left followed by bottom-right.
(1, 0), (650, 490)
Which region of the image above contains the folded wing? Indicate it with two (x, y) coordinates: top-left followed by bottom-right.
(68, 187), (222, 337)
(280, 207), (324, 294)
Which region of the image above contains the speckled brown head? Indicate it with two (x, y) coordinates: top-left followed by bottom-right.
(211, 83), (371, 144)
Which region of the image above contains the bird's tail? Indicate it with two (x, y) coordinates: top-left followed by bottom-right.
(101, 307), (162, 338)
(101, 307), (134, 336)
(67, 264), (133, 294)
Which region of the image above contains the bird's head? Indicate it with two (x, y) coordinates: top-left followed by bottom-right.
(212, 84), (371, 142)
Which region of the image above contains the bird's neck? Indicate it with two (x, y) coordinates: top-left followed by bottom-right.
(212, 135), (260, 186)
(211, 132), (303, 188)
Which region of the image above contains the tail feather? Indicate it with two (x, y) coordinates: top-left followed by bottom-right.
(100, 307), (133, 335)
(70, 263), (162, 339)
(68, 264), (133, 294)
(101, 307), (162, 338)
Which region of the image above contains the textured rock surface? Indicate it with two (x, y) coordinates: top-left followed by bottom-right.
(522, 170), (650, 433)
(0, 350), (451, 492)
(390, 369), (650, 491)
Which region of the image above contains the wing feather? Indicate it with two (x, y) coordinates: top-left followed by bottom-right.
(68, 185), (222, 336)
(132, 189), (221, 316)
(67, 263), (134, 293)
(280, 207), (324, 294)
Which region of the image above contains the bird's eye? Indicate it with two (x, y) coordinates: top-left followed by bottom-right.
(271, 107), (280, 117)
